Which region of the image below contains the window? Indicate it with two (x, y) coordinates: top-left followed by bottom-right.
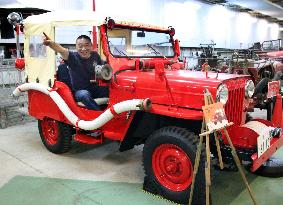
(107, 28), (174, 58)
(108, 37), (126, 55)
(29, 35), (47, 58)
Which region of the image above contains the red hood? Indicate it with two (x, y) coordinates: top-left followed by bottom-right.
(165, 70), (248, 82)
(115, 69), (249, 109)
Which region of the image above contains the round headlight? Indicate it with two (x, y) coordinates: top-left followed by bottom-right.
(216, 84), (229, 104)
(245, 80), (255, 98)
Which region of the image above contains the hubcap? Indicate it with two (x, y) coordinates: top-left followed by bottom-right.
(152, 144), (193, 192)
(41, 118), (59, 145)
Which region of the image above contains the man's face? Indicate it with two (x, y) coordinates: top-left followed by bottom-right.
(76, 38), (92, 59)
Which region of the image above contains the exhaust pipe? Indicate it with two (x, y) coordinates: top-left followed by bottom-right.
(13, 83), (151, 130)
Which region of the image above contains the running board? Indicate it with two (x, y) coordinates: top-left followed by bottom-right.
(74, 133), (103, 144)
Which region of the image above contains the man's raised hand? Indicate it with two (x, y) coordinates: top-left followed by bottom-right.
(42, 32), (69, 60)
(43, 32), (52, 46)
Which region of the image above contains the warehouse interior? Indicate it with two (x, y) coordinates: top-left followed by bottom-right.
(0, 0), (283, 205)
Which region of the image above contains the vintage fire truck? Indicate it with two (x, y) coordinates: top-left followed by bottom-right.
(9, 11), (283, 204)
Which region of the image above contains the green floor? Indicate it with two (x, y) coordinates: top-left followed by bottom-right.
(1, 150), (283, 205)
(0, 176), (173, 205)
(1, 170), (283, 205)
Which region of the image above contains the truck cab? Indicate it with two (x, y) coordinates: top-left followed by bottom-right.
(10, 11), (283, 204)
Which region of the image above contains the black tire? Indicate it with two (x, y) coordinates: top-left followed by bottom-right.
(38, 118), (73, 154)
(254, 157), (283, 178)
(254, 77), (269, 96)
(209, 136), (238, 172)
(143, 126), (205, 205)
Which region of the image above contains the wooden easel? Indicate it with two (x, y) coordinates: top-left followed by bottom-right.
(188, 89), (257, 205)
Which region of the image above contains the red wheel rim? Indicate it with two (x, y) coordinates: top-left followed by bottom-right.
(41, 118), (59, 145)
(152, 144), (193, 192)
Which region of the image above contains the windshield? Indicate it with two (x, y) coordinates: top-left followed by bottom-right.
(107, 27), (175, 58)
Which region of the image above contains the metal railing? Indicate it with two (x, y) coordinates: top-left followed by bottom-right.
(0, 59), (33, 129)
(0, 58), (25, 106)
(0, 59), (24, 88)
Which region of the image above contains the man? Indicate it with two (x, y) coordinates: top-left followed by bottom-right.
(43, 33), (109, 110)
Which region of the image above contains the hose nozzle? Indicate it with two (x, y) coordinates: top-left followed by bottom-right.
(138, 98), (152, 111)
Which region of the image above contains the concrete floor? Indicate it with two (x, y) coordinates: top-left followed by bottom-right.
(0, 122), (145, 186)
(1, 114), (283, 205)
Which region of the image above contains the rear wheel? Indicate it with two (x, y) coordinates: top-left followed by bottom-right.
(143, 126), (205, 204)
(38, 118), (73, 154)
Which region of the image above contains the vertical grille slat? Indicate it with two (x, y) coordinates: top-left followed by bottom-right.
(226, 91), (232, 122)
(225, 85), (245, 126)
(228, 91), (232, 122)
(233, 89), (237, 122)
(235, 89), (240, 124)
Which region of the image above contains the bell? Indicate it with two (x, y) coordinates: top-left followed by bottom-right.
(7, 12), (23, 26)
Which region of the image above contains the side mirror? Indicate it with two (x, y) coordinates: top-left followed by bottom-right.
(174, 39), (181, 57)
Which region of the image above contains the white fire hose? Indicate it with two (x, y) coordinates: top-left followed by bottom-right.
(13, 83), (151, 130)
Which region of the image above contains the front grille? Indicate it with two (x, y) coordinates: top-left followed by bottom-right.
(225, 87), (245, 126)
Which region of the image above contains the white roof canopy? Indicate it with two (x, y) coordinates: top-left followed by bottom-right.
(24, 10), (105, 26)
(24, 10), (167, 30)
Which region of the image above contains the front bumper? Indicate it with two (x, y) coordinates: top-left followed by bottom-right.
(227, 120), (283, 172)
(250, 134), (283, 172)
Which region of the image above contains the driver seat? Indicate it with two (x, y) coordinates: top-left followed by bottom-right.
(57, 63), (109, 108)
(77, 97), (109, 107)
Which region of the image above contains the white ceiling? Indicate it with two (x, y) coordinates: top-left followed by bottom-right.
(1, 0), (283, 25)
(0, 0), (26, 8)
(227, 0), (283, 21)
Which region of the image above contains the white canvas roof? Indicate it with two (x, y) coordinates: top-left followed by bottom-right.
(24, 10), (167, 29)
(24, 10), (105, 26)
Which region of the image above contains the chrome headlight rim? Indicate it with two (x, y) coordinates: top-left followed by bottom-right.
(245, 80), (255, 98)
(216, 84), (229, 104)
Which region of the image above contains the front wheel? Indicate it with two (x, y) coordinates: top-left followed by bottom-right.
(143, 126), (205, 204)
(38, 118), (73, 154)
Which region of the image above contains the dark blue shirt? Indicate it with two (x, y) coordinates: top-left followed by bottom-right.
(66, 51), (102, 92)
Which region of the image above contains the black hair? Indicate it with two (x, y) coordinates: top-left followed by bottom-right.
(76, 35), (92, 43)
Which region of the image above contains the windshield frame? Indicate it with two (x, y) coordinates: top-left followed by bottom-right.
(106, 25), (175, 59)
